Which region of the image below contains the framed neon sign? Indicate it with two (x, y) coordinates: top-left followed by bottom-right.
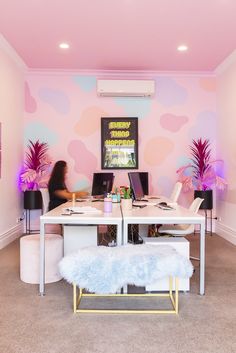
(101, 117), (138, 169)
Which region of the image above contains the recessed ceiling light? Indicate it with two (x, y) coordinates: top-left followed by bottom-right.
(177, 45), (188, 52)
(59, 42), (70, 49)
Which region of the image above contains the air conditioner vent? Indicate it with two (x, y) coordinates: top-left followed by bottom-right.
(97, 79), (155, 97)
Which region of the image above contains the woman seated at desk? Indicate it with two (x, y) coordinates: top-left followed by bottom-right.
(48, 160), (88, 211)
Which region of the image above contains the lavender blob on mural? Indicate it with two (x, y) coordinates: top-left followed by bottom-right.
(160, 113), (189, 132)
(25, 82), (37, 113)
(38, 87), (70, 114)
(68, 140), (97, 178)
(156, 77), (188, 107)
(189, 110), (217, 141)
(157, 175), (173, 196)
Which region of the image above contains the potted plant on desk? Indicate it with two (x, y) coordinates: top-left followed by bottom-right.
(121, 187), (133, 211)
(20, 140), (52, 210)
(176, 138), (227, 209)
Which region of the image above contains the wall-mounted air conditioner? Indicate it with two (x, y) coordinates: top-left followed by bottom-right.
(97, 79), (155, 97)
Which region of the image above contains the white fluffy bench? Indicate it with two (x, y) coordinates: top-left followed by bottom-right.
(59, 244), (193, 314)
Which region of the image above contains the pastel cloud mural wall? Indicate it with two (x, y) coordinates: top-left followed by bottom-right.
(24, 73), (216, 198)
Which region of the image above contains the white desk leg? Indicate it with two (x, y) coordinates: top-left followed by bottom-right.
(199, 220), (205, 295)
(39, 221), (45, 296)
(116, 220), (122, 246)
(123, 220), (128, 245)
(122, 220), (128, 294)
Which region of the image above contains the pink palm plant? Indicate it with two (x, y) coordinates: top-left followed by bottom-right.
(177, 138), (227, 191)
(20, 140), (52, 191)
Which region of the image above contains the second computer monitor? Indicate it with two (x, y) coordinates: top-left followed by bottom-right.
(91, 173), (114, 196)
(128, 172), (145, 201)
(139, 172), (149, 195)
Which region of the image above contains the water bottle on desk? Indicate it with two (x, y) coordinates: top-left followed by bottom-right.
(104, 196), (112, 213)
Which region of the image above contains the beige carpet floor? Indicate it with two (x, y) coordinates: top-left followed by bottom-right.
(0, 234), (235, 353)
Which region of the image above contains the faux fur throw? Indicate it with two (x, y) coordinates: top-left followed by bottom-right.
(59, 244), (193, 294)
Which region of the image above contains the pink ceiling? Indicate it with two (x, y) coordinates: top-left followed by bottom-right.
(0, 0), (236, 72)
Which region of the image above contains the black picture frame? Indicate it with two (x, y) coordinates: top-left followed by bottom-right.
(101, 117), (138, 169)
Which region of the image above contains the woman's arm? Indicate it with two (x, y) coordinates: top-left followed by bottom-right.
(54, 189), (72, 200)
(54, 189), (89, 200)
(75, 191), (89, 198)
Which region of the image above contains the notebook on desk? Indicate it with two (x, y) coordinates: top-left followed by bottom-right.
(133, 201), (158, 206)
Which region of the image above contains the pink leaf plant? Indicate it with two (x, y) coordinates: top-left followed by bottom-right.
(20, 140), (52, 191)
(177, 138), (227, 192)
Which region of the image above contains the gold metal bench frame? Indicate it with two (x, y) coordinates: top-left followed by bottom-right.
(73, 277), (179, 314)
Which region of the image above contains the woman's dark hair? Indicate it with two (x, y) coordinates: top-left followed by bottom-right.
(48, 160), (67, 188)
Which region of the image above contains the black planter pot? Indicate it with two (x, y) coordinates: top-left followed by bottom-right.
(194, 190), (213, 210)
(24, 190), (43, 210)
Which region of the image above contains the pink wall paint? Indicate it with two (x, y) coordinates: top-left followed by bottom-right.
(24, 73), (216, 204)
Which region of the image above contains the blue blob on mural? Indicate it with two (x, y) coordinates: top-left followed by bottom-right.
(24, 121), (58, 146)
(38, 87), (70, 114)
(156, 77), (188, 107)
(189, 110), (217, 141)
(72, 75), (96, 92)
(73, 179), (90, 191)
(114, 97), (151, 118)
(176, 156), (193, 176)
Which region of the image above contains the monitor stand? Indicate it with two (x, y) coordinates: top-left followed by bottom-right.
(92, 195), (105, 202)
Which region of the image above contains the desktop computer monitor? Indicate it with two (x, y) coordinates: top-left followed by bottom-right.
(91, 173), (114, 196)
(128, 172), (145, 201)
(139, 172), (149, 195)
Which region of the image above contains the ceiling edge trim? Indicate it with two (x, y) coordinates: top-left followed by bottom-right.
(215, 50), (236, 75)
(0, 34), (27, 70)
(27, 68), (215, 78)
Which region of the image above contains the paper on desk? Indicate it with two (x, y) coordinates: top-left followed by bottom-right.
(67, 206), (102, 214)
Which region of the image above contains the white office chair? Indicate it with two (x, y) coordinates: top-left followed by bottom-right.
(169, 182), (182, 203)
(39, 188), (50, 214)
(39, 188), (61, 234)
(158, 197), (204, 261)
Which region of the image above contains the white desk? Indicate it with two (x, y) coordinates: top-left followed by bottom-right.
(39, 200), (206, 296)
(39, 201), (122, 295)
(122, 203), (206, 295)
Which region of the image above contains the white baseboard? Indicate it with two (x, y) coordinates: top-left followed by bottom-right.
(216, 222), (236, 245)
(0, 223), (24, 249)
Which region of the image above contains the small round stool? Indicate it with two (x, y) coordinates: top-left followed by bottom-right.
(20, 234), (63, 284)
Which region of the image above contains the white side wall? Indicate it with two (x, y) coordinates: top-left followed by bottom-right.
(215, 51), (236, 245)
(0, 36), (25, 248)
